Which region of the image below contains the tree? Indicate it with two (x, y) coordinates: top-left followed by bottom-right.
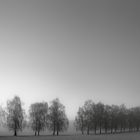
(110, 105), (119, 133)
(91, 103), (98, 134)
(6, 96), (26, 136)
(74, 107), (85, 135)
(47, 98), (69, 135)
(118, 104), (127, 132)
(127, 108), (135, 132)
(29, 102), (48, 136)
(95, 102), (104, 134)
(103, 105), (111, 134)
(83, 100), (93, 135)
(0, 105), (6, 127)
(75, 100), (140, 135)
(133, 107), (140, 131)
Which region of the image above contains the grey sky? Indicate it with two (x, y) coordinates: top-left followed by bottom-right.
(0, 0), (140, 119)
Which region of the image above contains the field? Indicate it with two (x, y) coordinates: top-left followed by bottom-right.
(0, 132), (140, 140)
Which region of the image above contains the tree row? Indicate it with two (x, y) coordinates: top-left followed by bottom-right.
(74, 100), (140, 135)
(1, 96), (140, 136)
(0, 96), (69, 136)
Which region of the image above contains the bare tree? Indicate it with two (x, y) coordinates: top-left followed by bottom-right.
(29, 102), (48, 136)
(47, 98), (69, 135)
(6, 96), (26, 136)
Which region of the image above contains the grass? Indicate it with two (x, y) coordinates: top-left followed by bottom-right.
(0, 132), (140, 140)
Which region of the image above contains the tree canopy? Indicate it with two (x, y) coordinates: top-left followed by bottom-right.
(6, 96), (26, 136)
(47, 98), (69, 135)
(75, 100), (140, 135)
(29, 102), (48, 136)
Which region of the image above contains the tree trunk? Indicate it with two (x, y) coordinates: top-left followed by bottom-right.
(136, 126), (139, 131)
(129, 126), (131, 132)
(87, 126), (89, 135)
(53, 131), (55, 135)
(81, 125), (84, 135)
(35, 131), (36, 136)
(104, 122), (107, 134)
(105, 127), (107, 134)
(94, 125), (96, 134)
(111, 127), (113, 134)
(14, 130), (17, 136)
(38, 131), (39, 136)
(120, 124), (123, 133)
(110, 121), (113, 134)
(115, 127), (117, 133)
(81, 127), (84, 135)
(123, 127), (125, 132)
(56, 122), (59, 136)
(53, 122), (56, 135)
(100, 123), (102, 134)
(57, 130), (59, 136)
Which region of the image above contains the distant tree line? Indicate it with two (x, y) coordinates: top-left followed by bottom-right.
(0, 96), (140, 136)
(74, 100), (140, 135)
(0, 96), (69, 136)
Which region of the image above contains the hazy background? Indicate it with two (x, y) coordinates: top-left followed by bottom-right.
(0, 0), (140, 121)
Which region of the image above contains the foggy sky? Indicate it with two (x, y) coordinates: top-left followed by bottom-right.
(0, 0), (140, 119)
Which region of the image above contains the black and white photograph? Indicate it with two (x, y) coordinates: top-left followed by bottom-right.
(0, 0), (140, 140)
